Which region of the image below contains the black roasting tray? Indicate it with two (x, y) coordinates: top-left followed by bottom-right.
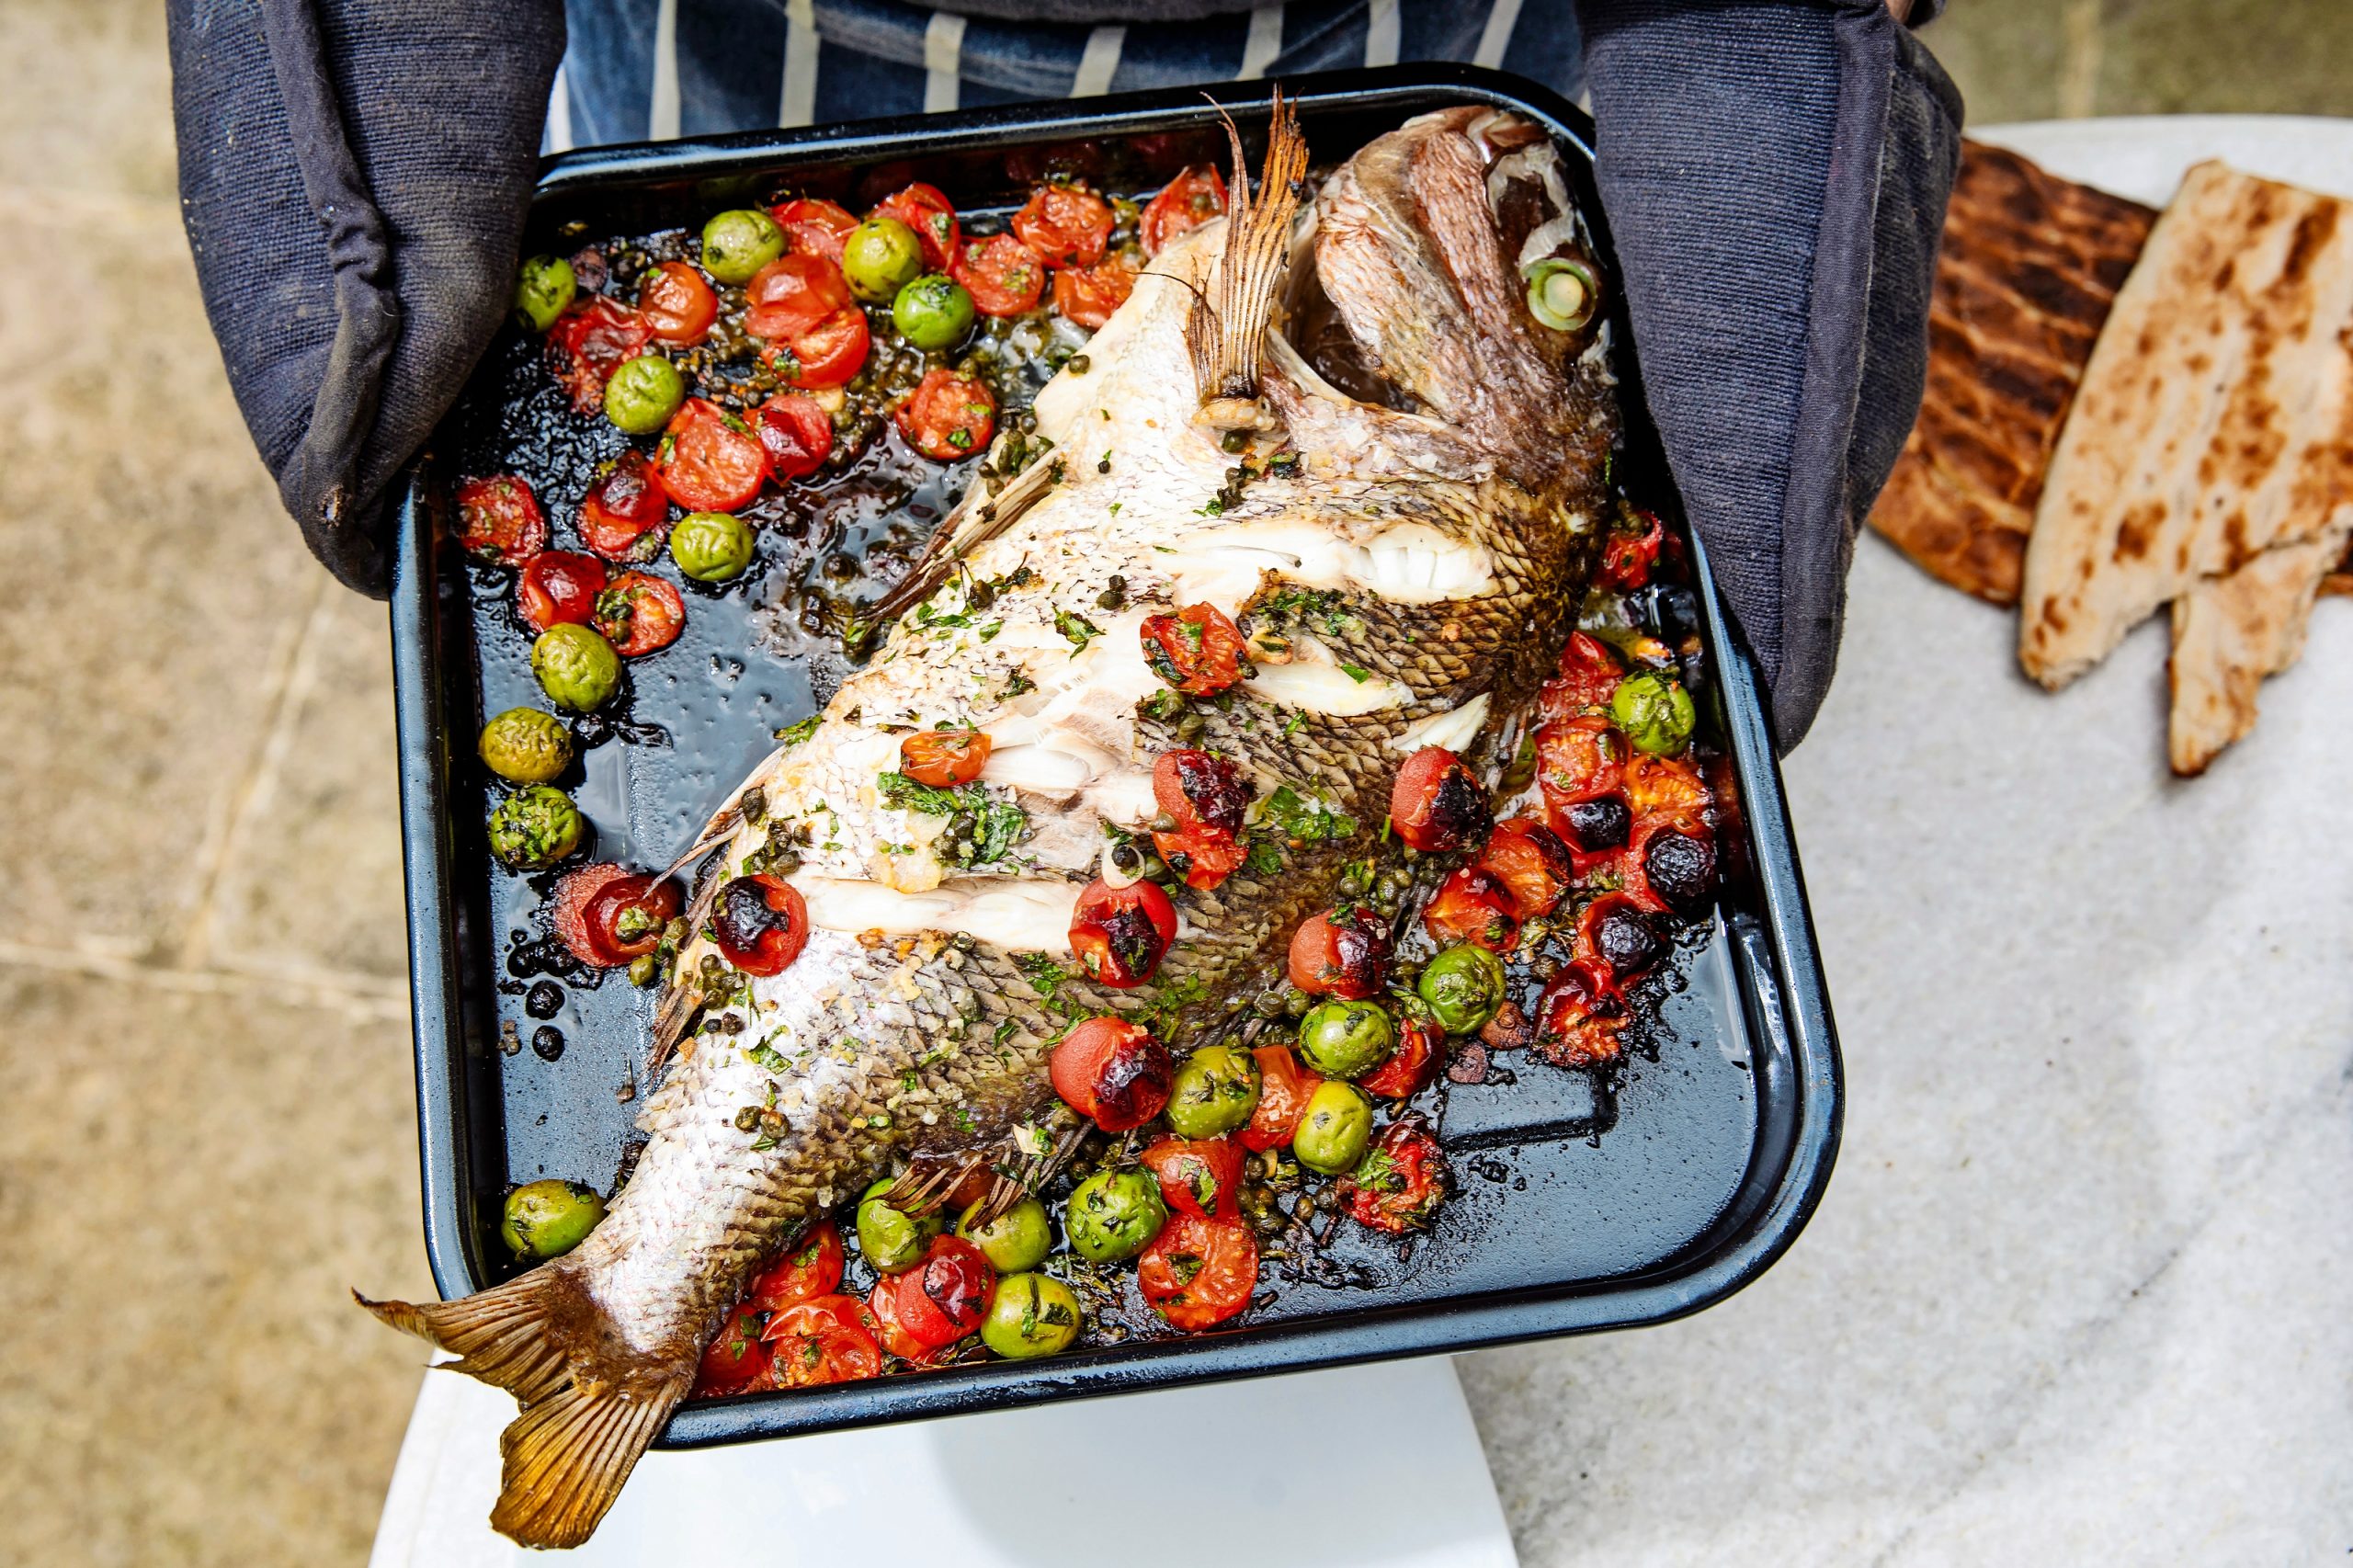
(389, 63), (1842, 1449)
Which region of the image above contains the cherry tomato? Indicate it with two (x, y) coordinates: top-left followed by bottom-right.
(949, 232), (1047, 317)
(1540, 632), (1624, 723)
(1574, 892), (1662, 995)
(1622, 751), (1709, 819)
(1286, 907), (1390, 1000)
(517, 550), (605, 631)
(1599, 509), (1665, 590)
(1389, 746), (1492, 854)
(762, 1293), (881, 1387)
(755, 392), (835, 482)
(1139, 1135), (1245, 1220)
(1149, 748), (1250, 891)
(592, 570), (686, 657)
(746, 1221), (847, 1314)
(638, 259), (719, 345)
(864, 1275), (935, 1363)
(1535, 717), (1628, 846)
(744, 254), (855, 343)
(1050, 1015), (1174, 1132)
(870, 183), (961, 271)
(692, 1303), (772, 1396)
(659, 397), (768, 512)
(1012, 184), (1114, 269)
(1068, 877), (1177, 989)
(711, 873), (810, 976)
(1051, 255), (1139, 330)
(769, 197), (859, 264)
(767, 304), (871, 389)
(547, 297), (655, 415)
(1138, 1211), (1257, 1332)
(1421, 865), (1521, 953)
(1477, 817), (1575, 919)
(1623, 811), (1717, 917)
(578, 450), (670, 562)
(1240, 1045), (1322, 1152)
(455, 475), (546, 566)
(1141, 602), (1249, 697)
(1344, 1119), (1449, 1233)
(900, 728), (991, 787)
(1358, 1014), (1440, 1100)
(1534, 962), (1623, 1068)
(894, 369), (995, 461)
(894, 1234), (995, 1349)
(550, 865), (681, 968)
(1140, 164), (1228, 255)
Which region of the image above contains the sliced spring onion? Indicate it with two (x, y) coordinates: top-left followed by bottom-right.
(1523, 257), (1598, 333)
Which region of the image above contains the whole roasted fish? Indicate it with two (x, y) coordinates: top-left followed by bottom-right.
(364, 97), (1619, 1548)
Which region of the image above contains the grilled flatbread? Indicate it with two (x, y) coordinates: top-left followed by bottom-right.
(2168, 521), (2351, 774)
(1869, 142), (2155, 604)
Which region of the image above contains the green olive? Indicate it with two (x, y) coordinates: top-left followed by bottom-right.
(980, 1271), (1083, 1359)
(842, 217), (925, 303)
(957, 1197), (1052, 1274)
(699, 208), (785, 284)
(1293, 1082), (1374, 1175)
(857, 1178), (939, 1274)
(1165, 1043), (1263, 1139)
(604, 354), (685, 436)
(514, 254), (576, 334)
(669, 510), (756, 582)
(478, 707), (573, 784)
(531, 622), (622, 710)
(1416, 944), (1508, 1035)
(1523, 257), (1599, 333)
(1064, 1169), (1167, 1263)
(1610, 671), (1697, 757)
(892, 273), (975, 351)
(501, 1178), (606, 1257)
(486, 785), (585, 869)
(1297, 998), (1396, 1080)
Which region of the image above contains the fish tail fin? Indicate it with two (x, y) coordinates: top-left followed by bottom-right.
(358, 1274), (688, 1549)
(1191, 85), (1310, 429)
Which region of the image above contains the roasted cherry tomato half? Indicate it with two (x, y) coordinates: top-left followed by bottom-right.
(1344, 1119), (1449, 1233)
(1358, 1014), (1440, 1100)
(1534, 962), (1623, 1068)
(592, 570), (686, 657)
(1599, 508), (1665, 590)
(1050, 1015), (1174, 1132)
(747, 1221), (847, 1314)
(1240, 1044), (1322, 1152)
(1554, 794), (1631, 859)
(1625, 812), (1717, 916)
(1574, 892), (1661, 992)
(1420, 865), (1521, 954)
(659, 398), (768, 513)
(712, 873), (809, 976)
(1051, 255), (1139, 331)
(1536, 717), (1628, 855)
(578, 450), (670, 562)
(1067, 877), (1177, 988)
(1477, 817), (1576, 919)
(767, 304), (871, 389)
(1137, 1211), (1257, 1332)
(455, 475), (546, 566)
(1141, 601), (1249, 697)
(894, 368), (995, 461)
(1539, 632), (1625, 723)
(894, 1233), (995, 1349)
(949, 232), (1048, 318)
(1621, 751), (1709, 819)
(900, 727), (992, 787)
(1012, 183), (1114, 269)
(547, 296), (654, 415)
(1150, 748), (1251, 891)
(692, 1302), (772, 1396)
(1140, 164), (1228, 255)
(745, 254), (855, 344)
(518, 550), (606, 631)
(755, 392), (835, 483)
(638, 259), (719, 345)
(870, 182), (961, 271)
(550, 864), (681, 968)
(1389, 746), (1492, 854)
(1285, 907), (1391, 1000)
(768, 197), (859, 264)
(864, 1274), (934, 1363)
(761, 1293), (881, 1387)
(1139, 1134), (1245, 1221)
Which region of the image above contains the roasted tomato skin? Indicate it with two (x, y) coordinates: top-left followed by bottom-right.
(895, 1234), (995, 1348)
(547, 297), (654, 415)
(1599, 509), (1665, 590)
(1622, 751), (1710, 820)
(1240, 1045), (1322, 1152)
(761, 1294), (881, 1388)
(1285, 907), (1391, 1000)
(1358, 1014), (1440, 1100)
(1344, 1119), (1449, 1233)
(1533, 962), (1624, 1068)
(1536, 716), (1626, 808)
(1140, 165), (1228, 255)
(1011, 183), (1114, 269)
(1421, 865), (1521, 953)
(659, 397), (769, 512)
(895, 368), (996, 461)
(1067, 877), (1177, 988)
(1477, 817), (1576, 919)
(692, 1303), (773, 1396)
(1138, 1211), (1257, 1332)
(1540, 632), (1624, 723)
(518, 550), (606, 631)
(711, 873), (810, 976)
(768, 197), (858, 263)
(1575, 892), (1661, 991)
(1139, 1135), (1245, 1220)
(770, 305), (870, 389)
(550, 864), (680, 968)
(456, 475), (547, 566)
(592, 569), (686, 657)
(639, 259), (719, 345)
(864, 1275), (934, 1363)
(578, 450), (669, 562)
(755, 392), (835, 482)
(746, 1221), (847, 1313)
(1051, 256), (1139, 330)
(1390, 746), (1492, 854)
(900, 727), (992, 787)
(1051, 1015), (1175, 1132)
(1150, 748), (1251, 891)
(871, 182), (961, 271)
(1626, 813), (1718, 915)
(744, 254), (855, 343)
(950, 233), (1048, 317)
(1141, 602), (1249, 697)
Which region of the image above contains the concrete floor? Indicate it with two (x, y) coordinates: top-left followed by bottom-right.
(0, 3), (2343, 1563)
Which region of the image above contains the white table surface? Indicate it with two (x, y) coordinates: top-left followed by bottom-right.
(373, 116), (2353, 1567)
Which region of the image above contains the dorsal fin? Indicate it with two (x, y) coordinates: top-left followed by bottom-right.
(1188, 87), (1310, 433)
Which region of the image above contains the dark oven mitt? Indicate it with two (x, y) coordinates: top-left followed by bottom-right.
(166, 0), (565, 597)
(1579, 0), (1962, 750)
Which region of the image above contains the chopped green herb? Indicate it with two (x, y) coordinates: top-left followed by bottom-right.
(774, 716), (821, 747)
(1054, 608), (1102, 653)
(1337, 662), (1370, 684)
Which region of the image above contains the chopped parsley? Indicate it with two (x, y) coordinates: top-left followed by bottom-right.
(1054, 608), (1102, 653)
(774, 716), (821, 747)
(1262, 783), (1358, 845)
(876, 772), (1029, 868)
(1337, 662), (1371, 684)
(745, 1042), (791, 1074)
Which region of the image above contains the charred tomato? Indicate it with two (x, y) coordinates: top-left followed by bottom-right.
(1574, 892), (1660, 991)
(1067, 876), (1177, 988)
(1141, 602), (1249, 697)
(1599, 508), (1665, 590)
(1344, 1119), (1449, 1233)
(578, 450), (669, 562)
(1420, 865), (1521, 953)
(712, 873), (810, 976)
(1389, 746), (1492, 854)
(1150, 748), (1251, 891)
(1050, 1015), (1174, 1132)
(894, 1234), (994, 1349)
(1533, 962), (1624, 1068)
(1285, 906), (1391, 1000)
(1626, 813), (1717, 916)
(550, 863), (681, 968)
(455, 475), (546, 566)
(547, 297), (654, 415)
(1358, 1013), (1440, 1100)
(1539, 631), (1624, 722)
(1476, 817), (1575, 919)
(1050, 255), (1139, 330)
(517, 550), (606, 631)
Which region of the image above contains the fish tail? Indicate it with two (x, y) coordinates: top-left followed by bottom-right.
(357, 1275), (688, 1549)
(1191, 85), (1310, 426)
